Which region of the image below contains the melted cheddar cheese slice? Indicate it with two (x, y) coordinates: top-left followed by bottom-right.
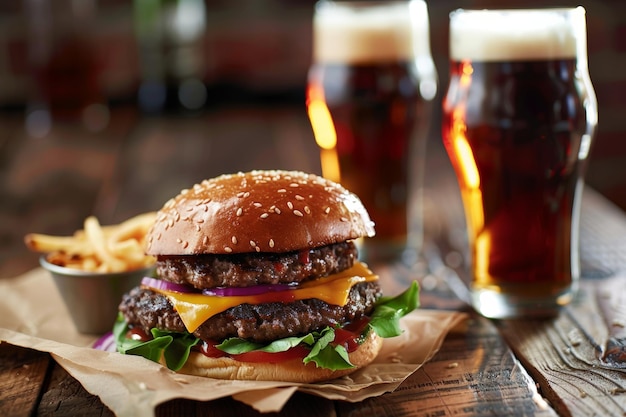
(148, 261), (378, 333)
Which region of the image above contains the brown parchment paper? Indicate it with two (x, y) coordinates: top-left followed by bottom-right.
(0, 268), (467, 416)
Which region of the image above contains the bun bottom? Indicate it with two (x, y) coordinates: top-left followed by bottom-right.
(169, 331), (382, 383)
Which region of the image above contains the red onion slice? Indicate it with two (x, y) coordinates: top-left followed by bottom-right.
(141, 277), (197, 294)
(93, 332), (116, 352)
(141, 276), (296, 297)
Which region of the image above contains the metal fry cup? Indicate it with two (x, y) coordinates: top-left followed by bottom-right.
(40, 256), (153, 334)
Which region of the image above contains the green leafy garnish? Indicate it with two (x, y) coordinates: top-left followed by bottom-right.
(303, 326), (353, 370)
(369, 280), (420, 338)
(114, 281), (420, 372)
(113, 313), (198, 371)
(217, 332), (316, 354)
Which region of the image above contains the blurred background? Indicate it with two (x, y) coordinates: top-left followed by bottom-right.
(1, 0), (625, 278)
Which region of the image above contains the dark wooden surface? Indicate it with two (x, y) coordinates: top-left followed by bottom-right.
(1, 106), (626, 416)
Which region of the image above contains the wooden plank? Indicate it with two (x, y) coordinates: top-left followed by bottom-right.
(498, 276), (626, 417)
(337, 316), (558, 417)
(0, 343), (51, 417)
(37, 362), (115, 417)
(156, 392), (336, 417)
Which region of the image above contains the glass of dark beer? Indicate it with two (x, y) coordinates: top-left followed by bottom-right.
(307, 0), (437, 264)
(442, 8), (597, 318)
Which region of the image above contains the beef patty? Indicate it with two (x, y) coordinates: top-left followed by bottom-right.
(155, 241), (358, 289)
(119, 281), (381, 343)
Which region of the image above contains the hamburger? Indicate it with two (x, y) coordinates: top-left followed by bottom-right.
(113, 170), (418, 383)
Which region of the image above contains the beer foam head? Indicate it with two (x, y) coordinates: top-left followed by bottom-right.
(449, 8), (586, 62)
(313, 0), (432, 64)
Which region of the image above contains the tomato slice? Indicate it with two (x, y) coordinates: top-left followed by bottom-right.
(333, 317), (370, 352)
(198, 340), (226, 358)
(126, 327), (151, 342)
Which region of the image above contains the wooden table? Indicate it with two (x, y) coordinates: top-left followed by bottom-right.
(1, 106), (626, 416)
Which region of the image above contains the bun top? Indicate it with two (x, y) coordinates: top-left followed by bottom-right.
(146, 170), (375, 255)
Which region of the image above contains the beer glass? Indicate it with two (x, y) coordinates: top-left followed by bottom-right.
(307, 0), (437, 264)
(442, 8), (597, 318)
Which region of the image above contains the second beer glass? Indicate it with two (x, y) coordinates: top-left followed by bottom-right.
(442, 8), (597, 318)
(307, 0), (437, 264)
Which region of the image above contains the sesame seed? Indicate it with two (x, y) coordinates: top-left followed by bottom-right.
(186, 206), (194, 212)
(255, 246), (261, 253)
(224, 246), (233, 253)
(176, 238), (182, 244)
(340, 217), (348, 222)
(196, 218), (204, 223)
(295, 195), (305, 201)
(250, 240), (256, 247)
(290, 183), (299, 187)
(202, 236), (209, 245)
(195, 224), (201, 232)
(293, 210), (304, 217)
(304, 206), (311, 214)
(253, 202), (262, 207)
(232, 236), (238, 245)
(275, 207), (282, 214)
(243, 192), (250, 198)
(287, 202), (294, 209)
(182, 241), (189, 249)
(260, 213), (269, 219)
(236, 207), (243, 216)
(269, 239), (275, 248)
(237, 191), (245, 198)
(277, 189), (287, 193)
(324, 207), (331, 214)
(174, 211), (180, 222)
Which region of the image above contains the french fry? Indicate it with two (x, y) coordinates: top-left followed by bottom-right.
(84, 216), (126, 271)
(24, 212), (157, 273)
(24, 234), (94, 256)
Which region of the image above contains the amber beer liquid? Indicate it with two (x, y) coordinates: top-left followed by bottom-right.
(307, 0), (437, 263)
(442, 8), (597, 318)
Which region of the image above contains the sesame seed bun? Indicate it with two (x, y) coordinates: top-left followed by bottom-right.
(146, 170), (376, 255)
(170, 330), (383, 383)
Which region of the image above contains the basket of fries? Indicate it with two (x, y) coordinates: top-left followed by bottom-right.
(25, 213), (157, 334)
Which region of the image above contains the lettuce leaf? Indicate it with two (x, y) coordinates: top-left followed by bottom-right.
(114, 281), (420, 372)
(369, 280), (420, 338)
(217, 332), (316, 354)
(303, 327), (353, 370)
(113, 313), (198, 371)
